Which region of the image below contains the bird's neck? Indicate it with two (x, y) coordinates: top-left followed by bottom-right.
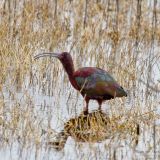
(62, 60), (75, 77)
(61, 61), (79, 90)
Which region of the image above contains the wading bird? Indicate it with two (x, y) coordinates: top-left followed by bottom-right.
(34, 52), (127, 112)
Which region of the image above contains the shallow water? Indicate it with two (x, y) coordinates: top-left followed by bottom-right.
(1, 0), (160, 159)
(1, 70), (160, 160)
(0, 46), (160, 159)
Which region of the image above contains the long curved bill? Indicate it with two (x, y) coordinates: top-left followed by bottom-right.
(34, 52), (60, 60)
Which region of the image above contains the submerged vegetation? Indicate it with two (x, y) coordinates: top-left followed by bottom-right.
(0, 0), (160, 159)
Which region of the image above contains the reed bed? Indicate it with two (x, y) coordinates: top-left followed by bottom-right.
(0, 0), (160, 159)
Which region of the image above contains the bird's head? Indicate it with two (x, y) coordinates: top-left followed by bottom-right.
(57, 52), (72, 64)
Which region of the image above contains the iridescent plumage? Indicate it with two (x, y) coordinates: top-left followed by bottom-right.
(34, 52), (127, 112)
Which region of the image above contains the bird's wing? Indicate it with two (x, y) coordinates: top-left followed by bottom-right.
(74, 67), (125, 97)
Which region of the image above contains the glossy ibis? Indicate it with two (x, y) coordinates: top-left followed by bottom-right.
(34, 52), (127, 112)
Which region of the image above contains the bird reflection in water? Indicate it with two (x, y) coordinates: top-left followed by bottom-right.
(48, 110), (139, 151)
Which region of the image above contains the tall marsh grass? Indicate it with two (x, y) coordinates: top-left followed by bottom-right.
(0, 0), (160, 159)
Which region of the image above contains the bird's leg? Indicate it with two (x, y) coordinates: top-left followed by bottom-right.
(83, 96), (89, 114)
(97, 99), (103, 110)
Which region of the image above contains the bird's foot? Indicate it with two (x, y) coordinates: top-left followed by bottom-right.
(82, 108), (89, 115)
(98, 106), (102, 111)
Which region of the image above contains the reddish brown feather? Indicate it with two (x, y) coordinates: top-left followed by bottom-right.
(73, 67), (96, 78)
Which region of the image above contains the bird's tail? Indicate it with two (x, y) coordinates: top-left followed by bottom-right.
(117, 86), (127, 97)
